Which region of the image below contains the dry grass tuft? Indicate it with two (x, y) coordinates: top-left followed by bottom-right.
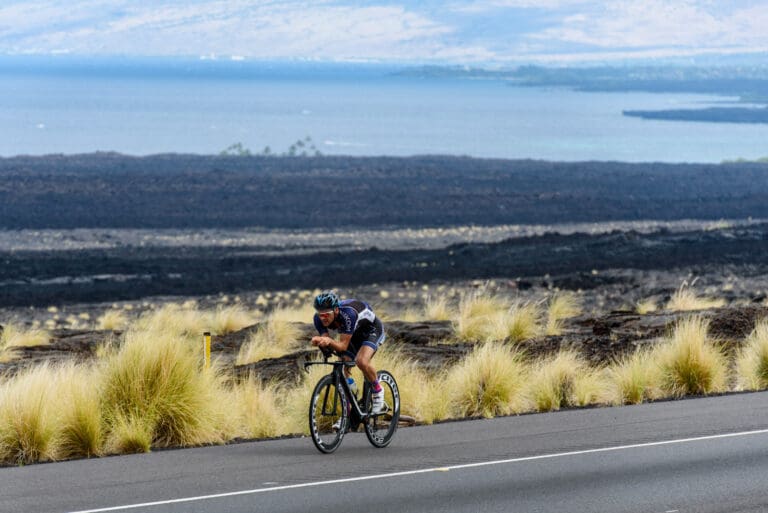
(1, 324), (50, 349)
(635, 299), (658, 315)
(374, 346), (448, 424)
(654, 316), (729, 397)
(55, 363), (104, 459)
(606, 348), (660, 405)
(0, 363), (60, 465)
(101, 329), (230, 448)
(545, 292), (582, 335)
(231, 376), (286, 439)
(504, 300), (544, 342)
(454, 290), (509, 342)
(423, 295), (453, 321)
(446, 342), (528, 418)
(528, 350), (598, 411)
(105, 413), (153, 455)
(666, 281), (725, 311)
(209, 305), (258, 335)
(236, 316), (302, 365)
(133, 304), (208, 342)
(735, 319), (768, 390)
(97, 310), (128, 331)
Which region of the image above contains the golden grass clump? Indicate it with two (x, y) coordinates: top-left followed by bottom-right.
(236, 316), (302, 365)
(0, 363), (61, 465)
(106, 413), (154, 455)
(528, 350), (602, 411)
(55, 363), (104, 459)
(635, 298), (658, 315)
(373, 346), (448, 425)
(504, 300), (543, 342)
(423, 295), (453, 321)
(666, 281), (725, 311)
(654, 316), (729, 397)
(446, 342), (528, 418)
(606, 348), (660, 405)
(97, 309), (129, 331)
(735, 319), (768, 391)
(100, 329), (231, 449)
(231, 376), (286, 439)
(454, 290), (510, 342)
(545, 292), (582, 336)
(0, 324), (50, 349)
(134, 304), (208, 342)
(209, 305), (258, 335)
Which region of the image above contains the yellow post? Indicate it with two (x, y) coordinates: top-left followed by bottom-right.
(203, 332), (211, 370)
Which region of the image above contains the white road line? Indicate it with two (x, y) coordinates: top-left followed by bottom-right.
(69, 428), (768, 513)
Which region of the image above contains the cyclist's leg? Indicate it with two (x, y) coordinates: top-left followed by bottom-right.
(355, 345), (378, 383)
(355, 321), (385, 382)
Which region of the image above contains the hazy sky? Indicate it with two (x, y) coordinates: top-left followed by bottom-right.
(1, 0), (767, 64)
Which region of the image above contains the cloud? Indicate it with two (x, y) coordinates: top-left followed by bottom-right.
(527, 1), (768, 52)
(0, 1), (766, 63)
(0, 1), (459, 60)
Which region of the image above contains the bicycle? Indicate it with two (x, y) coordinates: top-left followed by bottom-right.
(304, 349), (400, 454)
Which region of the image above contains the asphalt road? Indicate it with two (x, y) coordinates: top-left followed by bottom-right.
(3, 392), (768, 513)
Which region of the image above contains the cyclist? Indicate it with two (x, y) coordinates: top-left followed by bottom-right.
(310, 291), (386, 414)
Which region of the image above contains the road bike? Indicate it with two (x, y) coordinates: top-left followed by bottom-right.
(304, 350), (400, 454)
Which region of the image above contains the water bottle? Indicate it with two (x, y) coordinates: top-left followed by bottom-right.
(347, 377), (358, 398)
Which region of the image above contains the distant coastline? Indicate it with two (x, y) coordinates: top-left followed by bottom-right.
(397, 64), (768, 125)
(623, 107), (768, 124)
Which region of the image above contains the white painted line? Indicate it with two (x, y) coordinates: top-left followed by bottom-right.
(69, 428), (768, 513)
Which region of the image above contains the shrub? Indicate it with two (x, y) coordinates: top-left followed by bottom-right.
(446, 342), (528, 418)
(654, 316), (729, 397)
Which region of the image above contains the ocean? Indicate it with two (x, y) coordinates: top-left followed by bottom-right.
(1, 58), (767, 163)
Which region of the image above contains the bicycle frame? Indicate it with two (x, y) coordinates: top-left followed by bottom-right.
(304, 354), (373, 422)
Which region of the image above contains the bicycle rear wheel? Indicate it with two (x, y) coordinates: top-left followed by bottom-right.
(364, 370), (400, 448)
(308, 374), (349, 454)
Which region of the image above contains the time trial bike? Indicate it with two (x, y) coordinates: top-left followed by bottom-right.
(304, 349), (400, 454)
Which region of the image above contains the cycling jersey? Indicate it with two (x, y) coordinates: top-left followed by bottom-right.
(314, 299), (385, 358)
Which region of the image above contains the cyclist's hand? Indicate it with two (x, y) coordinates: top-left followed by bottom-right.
(311, 336), (330, 349)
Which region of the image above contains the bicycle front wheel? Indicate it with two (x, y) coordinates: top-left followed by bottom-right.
(364, 370), (400, 448)
(308, 374), (349, 454)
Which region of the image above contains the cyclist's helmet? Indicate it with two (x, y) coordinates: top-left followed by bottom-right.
(314, 291), (340, 311)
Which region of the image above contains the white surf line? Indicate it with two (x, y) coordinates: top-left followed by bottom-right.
(69, 428), (768, 513)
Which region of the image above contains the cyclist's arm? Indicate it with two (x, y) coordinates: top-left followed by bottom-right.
(312, 333), (351, 353)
